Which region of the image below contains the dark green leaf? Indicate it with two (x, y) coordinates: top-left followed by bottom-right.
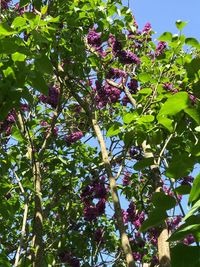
(140, 208), (168, 232)
(171, 244), (200, 267)
(134, 157), (154, 171)
(152, 192), (176, 210)
(189, 173), (200, 203)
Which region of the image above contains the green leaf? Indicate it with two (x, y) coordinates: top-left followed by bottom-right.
(123, 130), (134, 147)
(175, 185), (191, 195)
(157, 116), (173, 132)
(195, 126), (200, 132)
(20, 0), (29, 7)
(159, 92), (189, 116)
(166, 153), (195, 179)
(134, 157), (154, 171)
(12, 127), (25, 142)
(168, 223), (200, 241)
(41, 5), (48, 15)
(123, 113), (137, 124)
(184, 107), (200, 124)
(138, 88), (152, 95)
(140, 208), (168, 232)
(0, 23), (16, 36)
(152, 192), (176, 210)
(157, 32), (172, 42)
(35, 55), (53, 75)
(11, 17), (26, 29)
(171, 244), (200, 267)
(185, 37), (200, 48)
(106, 122), (122, 137)
(12, 52), (26, 62)
(189, 173), (200, 203)
(176, 20), (188, 31)
(137, 73), (151, 82)
(184, 199), (200, 221)
(138, 115), (154, 123)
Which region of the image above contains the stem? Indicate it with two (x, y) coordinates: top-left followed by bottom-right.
(13, 171), (29, 267)
(32, 161), (44, 267)
(91, 117), (136, 267)
(142, 141), (171, 267)
(68, 88), (136, 267)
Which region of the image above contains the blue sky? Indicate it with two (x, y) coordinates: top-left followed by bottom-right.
(127, 0), (200, 40)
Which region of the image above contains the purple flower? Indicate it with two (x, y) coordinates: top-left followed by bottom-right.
(84, 205), (98, 221)
(122, 95), (130, 106)
(132, 252), (142, 261)
(122, 172), (131, 186)
(163, 82), (173, 90)
(6, 111), (16, 123)
(106, 68), (126, 79)
(20, 103), (29, 112)
(183, 234), (195, 245)
(127, 202), (136, 221)
(122, 209), (129, 224)
(155, 41), (167, 56)
(94, 228), (104, 243)
(189, 94), (196, 105)
(96, 198), (106, 215)
(108, 34), (122, 54)
(87, 28), (101, 47)
(180, 176), (194, 186)
(142, 22), (152, 34)
(65, 131), (83, 145)
(39, 85), (60, 108)
(93, 182), (107, 199)
(119, 51), (141, 65)
(128, 79), (138, 94)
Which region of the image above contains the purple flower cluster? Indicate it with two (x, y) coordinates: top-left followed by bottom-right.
(106, 68), (126, 79)
(127, 202), (145, 228)
(87, 28), (101, 47)
(65, 131), (83, 145)
(94, 228), (104, 244)
(59, 252), (80, 267)
(183, 234), (195, 245)
(142, 22), (152, 34)
(1, 0), (11, 9)
(163, 82), (173, 91)
(81, 180), (107, 221)
(167, 215), (182, 231)
(20, 103), (29, 112)
(122, 172), (131, 186)
(108, 34), (122, 54)
(39, 85), (60, 108)
(94, 82), (121, 108)
(128, 79), (138, 94)
(122, 95), (130, 106)
(155, 41), (167, 56)
(180, 175), (194, 186)
(119, 50), (141, 65)
(0, 110), (16, 136)
(129, 146), (142, 160)
(189, 94), (196, 105)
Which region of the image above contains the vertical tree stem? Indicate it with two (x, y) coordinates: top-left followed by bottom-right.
(91, 117), (136, 267)
(32, 161), (44, 267)
(142, 142), (171, 267)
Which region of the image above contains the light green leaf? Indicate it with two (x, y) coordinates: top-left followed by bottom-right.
(176, 20), (188, 31)
(157, 116), (173, 132)
(106, 122), (122, 137)
(158, 32), (172, 42)
(184, 199), (200, 220)
(184, 107), (200, 124)
(159, 92), (189, 116)
(138, 115), (154, 123)
(12, 52), (26, 62)
(123, 113), (137, 124)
